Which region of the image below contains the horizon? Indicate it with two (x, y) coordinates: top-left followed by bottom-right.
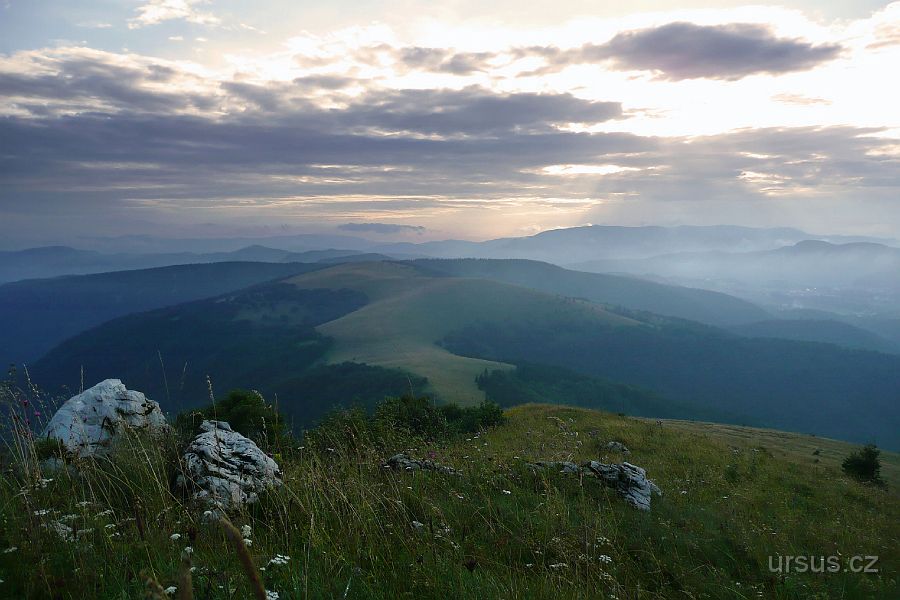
(2, 1), (899, 244)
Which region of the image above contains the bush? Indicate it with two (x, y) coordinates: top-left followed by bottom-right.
(175, 389), (289, 451)
(305, 396), (507, 453)
(842, 444), (884, 485)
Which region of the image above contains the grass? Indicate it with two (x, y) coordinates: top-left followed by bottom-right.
(1, 402), (897, 598)
(287, 262), (636, 404)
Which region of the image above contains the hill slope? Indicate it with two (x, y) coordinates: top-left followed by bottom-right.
(0, 261), (326, 368)
(31, 260), (900, 448)
(412, 258), (770, 326)
(286, 262), (639, 403)
(2, 403), (896, 598)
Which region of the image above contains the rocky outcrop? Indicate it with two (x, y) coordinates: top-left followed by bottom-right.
(529, 460), (662, 511)
(40, 379), (169, 458)
(177, 420), (282, 509)
(604, 441), (630, 454)
(385, 453), (459, 475)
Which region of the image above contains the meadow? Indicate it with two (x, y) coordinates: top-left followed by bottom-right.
(1, 399), (896, 599)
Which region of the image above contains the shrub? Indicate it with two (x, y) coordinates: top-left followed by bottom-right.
(842, 444), (884, 485)
(175, 389), (289, 451)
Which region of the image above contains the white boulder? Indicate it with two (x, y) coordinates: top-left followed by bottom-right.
(40, 379), (169, 458)
(177, 420), (282, 509)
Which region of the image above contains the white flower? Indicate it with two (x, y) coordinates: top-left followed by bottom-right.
(266, 592), (279, 600)
(183, 546), (194, 555)
(33, 509), (52, 516)
(598, 554), (613, 564)
(549, 563), (568, 569)
(170, 533), (182, 541)
(243, 538), (253, 547)
(104, 524), (116, 530)
(240, 524), (252, 538)
(75, 501), (92, 508)
(164, 586), (177, 595)
(96, 509), (114, 517)
(411, 520), (425, 530)
(2, 547), (17, 554)
(502, 490), (511, 495)
(267, 554), (290, 567)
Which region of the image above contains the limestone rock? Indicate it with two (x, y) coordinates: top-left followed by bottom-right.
(40, 379), (169, 458)
(604, 441), (630, 454)
(177, 420), (282, 509)
(530, 459), (662, 511)
(582, 461), (662, 511)
(385, 453), (459, 475)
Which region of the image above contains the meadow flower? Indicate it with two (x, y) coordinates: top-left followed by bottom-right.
(169, 533), (182, 541)
(2, 547), (17, 553)
(266, 592), (279, 600)
(549, 563), (568, 569)
(164, 586), (177, 595)
(267, 554), (290, 567)
(33, 509), (53, 516)
(241, 524), (252, 538)
(96, 509), (114, 517)
(502, 489), (511, 495)
(598, 554), (613, 564)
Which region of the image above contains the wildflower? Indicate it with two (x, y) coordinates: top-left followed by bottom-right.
(59, 514), (77, 523)
(267, 554), (290, 567)
(76, 501), (92, 508)
(266, 592), (279, 600)
(2, 547), (17, 554)
(549, 563), (568, 569)
(96, 509), (114, 517)
(104, 524), (116, 530)
(164, 586), (177, 595)
(502, 489), (511, 495)
(525, 563), (534, 568)
(598, 555), (613, 564)
(241, 524), (252, 538)
(183, 546), (194, 556)
(33, 509), (53, 516)
(411, 520), (425, 530)
(244, 538), (253, 547)
(170, 533), (182, 541)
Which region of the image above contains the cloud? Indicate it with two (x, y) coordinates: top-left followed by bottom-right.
(129, 0), (220, 29)
(581, 22), (842, 80)
(339, 223), (427, 234)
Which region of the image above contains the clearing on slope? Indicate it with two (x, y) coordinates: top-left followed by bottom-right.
(285, 261), (639, 403)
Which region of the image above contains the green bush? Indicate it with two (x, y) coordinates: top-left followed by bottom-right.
(305, 396), (507, 454)
(175, 389), (289, 451)
(842, 443), (884, 485)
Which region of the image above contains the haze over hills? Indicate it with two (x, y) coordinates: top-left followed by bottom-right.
(29, 259), (900, 449)
(6, 225), (896, 284)
(0, 244), (397, 284)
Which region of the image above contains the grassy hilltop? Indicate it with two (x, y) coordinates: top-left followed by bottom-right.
(1, 401), (897, 599)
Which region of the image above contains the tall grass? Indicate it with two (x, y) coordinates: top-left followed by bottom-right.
(0, 393), (897, 598)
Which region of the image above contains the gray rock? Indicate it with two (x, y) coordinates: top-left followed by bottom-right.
(528, 460), (582, 475)
(385, 453), (459, 475)
(530, 459), (662, 511)
(604, 441), (630, 454)
(40, 379), (169, 458)
(582, 461), (662, 511)
(177, 420), (282, 509)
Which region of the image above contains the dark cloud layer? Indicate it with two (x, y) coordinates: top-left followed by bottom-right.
(0, 45), (896, 239)
(589, 22), (842, 80)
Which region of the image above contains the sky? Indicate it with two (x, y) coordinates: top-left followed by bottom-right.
(1, 1), (899, 246)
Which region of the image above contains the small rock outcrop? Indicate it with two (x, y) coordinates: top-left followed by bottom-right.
(529, 460), (662, 511)
(177, 420), (282, 509)
(604, 441), (630, 454)
(385, 453), (459, 475)
(40, 379), (169, 458)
